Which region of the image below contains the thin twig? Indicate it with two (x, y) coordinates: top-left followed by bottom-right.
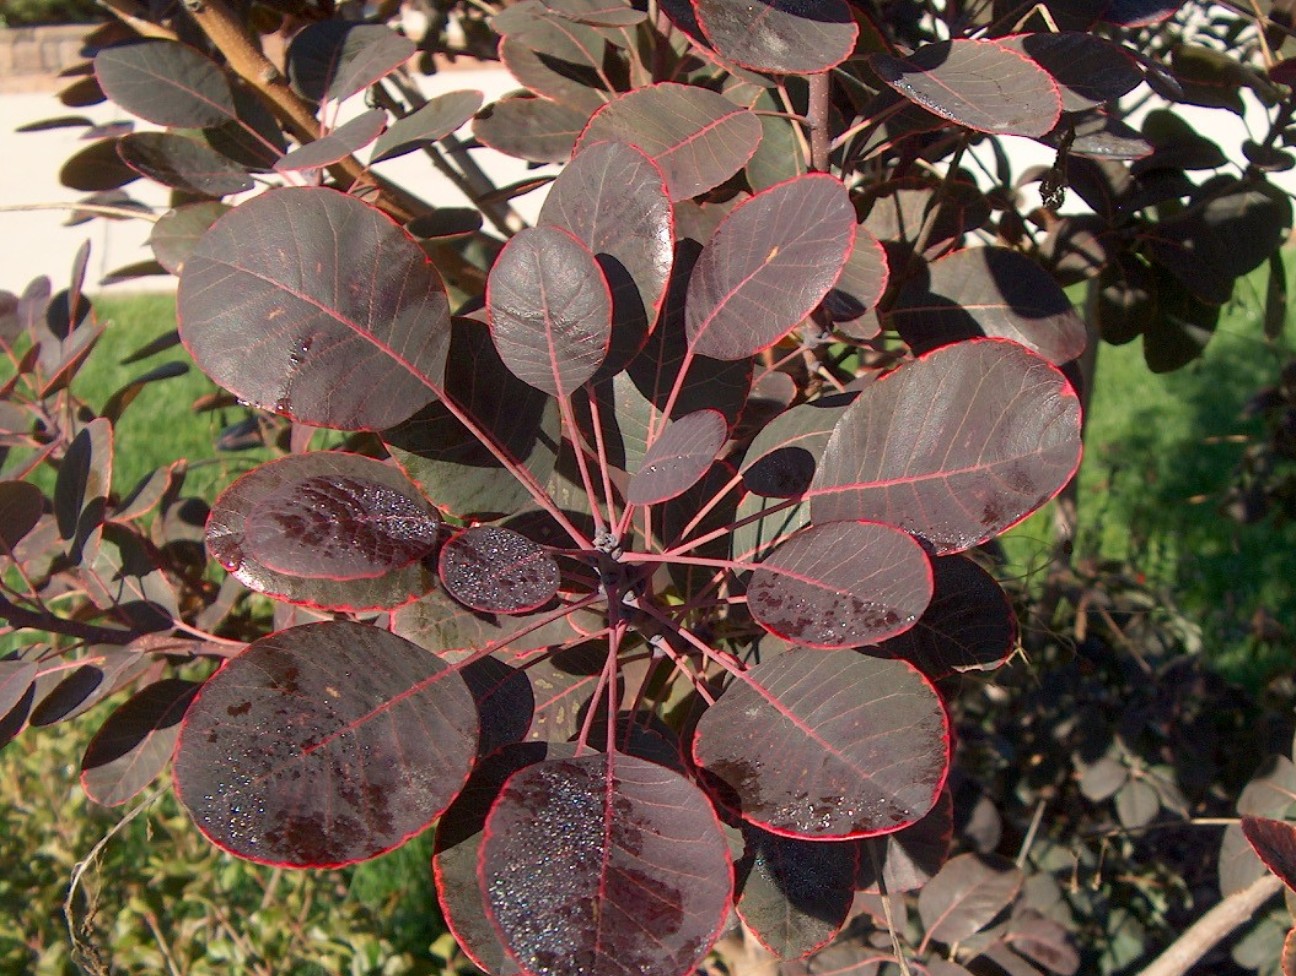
(1136, 874), (1283, 976)
(0, 202), (160, 223)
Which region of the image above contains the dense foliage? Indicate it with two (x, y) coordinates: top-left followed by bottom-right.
(5, 0), (1296, 973)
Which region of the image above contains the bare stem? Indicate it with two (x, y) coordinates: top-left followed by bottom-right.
(807, 72), (831, 172)
(1136, 874), (1283, 976)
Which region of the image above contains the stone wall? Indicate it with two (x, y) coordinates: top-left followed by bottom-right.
(0, 23), (94, 93)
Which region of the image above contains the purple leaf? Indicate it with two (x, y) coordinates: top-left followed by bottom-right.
(824, 227), (889, 331)
(810, 340), (1083, 554)
(479, 754), (732, 976)
(173, 621), (478, 867)
(1101, 0), (1183, 26)
(487, 225), (612, 397)
(207, 452), (437, 611)
(747, 522), (933, 650)
(497, 5), (617, 113)
(80, 678), (200, 806)
(686, 175), (855, 360)
(576, 83), (762, 202)
(740, 392), (857, 499)
(473, 94), (591, 163)
(0, 660), (38, 722)
(439, 526), (560, 614)
(0, 481), (45, 550)
(274, 109), (387, 172)
(61, 138), (139, 192)
(694, 649), (950, 838)
(855, 788), (953, 893)
(870, 39), (1062, 138)
(149, 202), (229, 276)
(694, 0), (856, 74)
(917, 852), (1023, 945)
(1008, 33), (1143, 112)
(627, 409), (728, 506)
(95, 41), (236, 128)
(372, 90), (483, 163)
(178, 187), (451, 431)
(1242, 816), (1296, 893)
(117, 131), (255, 197)
(286, 22), (416, 103)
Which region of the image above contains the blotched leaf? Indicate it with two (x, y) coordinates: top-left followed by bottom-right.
(372, 90), (483, 163)
(695, 0), (856, 74)
(747, 522), (932, 650)
(810, 341), (1083, 553)
(274, 109), (387, 172)
(686, 174), (855, 360)
(576, 84), (762, 201)
(117, 131), (254, 196)
(871, 39), (1062, 138)
(917, 852), (1023, 945)
(694, 649), (949, 838)
(627, 409), (727, 505)
(95, 41), (236, 127)
(81, 678), (200, 806)
(439, 526), (560, 614)
(480, 754), (732, 976)
(178, 187), (451, 430)
(287, 22), (416, 103)
(174, 621), (478, 867)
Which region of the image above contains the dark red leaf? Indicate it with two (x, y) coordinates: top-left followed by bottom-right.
(917, 852), (1023, 945)
(870, 555), (1016, 678)
(177, 187), (451, 431)
(825, 228), (889, 331)
(174, 621), (478, 867)
(479, 754), (732, 976)
(30, 646), (153, 727)
(810, 340), (1083, 554)
(1243, 816), (1296, 892)
(576, 83), (762, 201)
(473, 94), (590, 163)
(80, 678), (200, 806)
(95, 41), (237, 128)
(81, 522), (179, 629)
(740, 392), (857, 500)
(149, 202), (230, 276)
(274, 109), (387, 172)
(694, 649), (950, 838)
(0, 660), (38, 722)
(373, 90), (483, 163)
(0, 481), (44, 550)
(686, 174), (855, 360)
(487, 225), (612, 397)
(870, 39), (1061, 138)
(855, 788), (953, 893)
(60, 138), (139, 192)
(439, 526), (560, 614)
(1006, 912), (1080, 976)
(1005, 33), (1143, 112)
(207, 453), (437, 611)
(695, 0), (856, 74)
(55, 417), (111, 551)
(627, 409), (728, 505)
(496, 4), (616, 112)
(1100, 0), (1183, 26)
(286, 22), (416, 103)
(117, 131), (255, 197)
(747, 522), (933, 650)
(539, 0), (646, 26)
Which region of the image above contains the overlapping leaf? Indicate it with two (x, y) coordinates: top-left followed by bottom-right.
(917, 852), (1023, 945)
(810, 340), (1083, 553)
(174, 621), (478, 867)
(473, 95), (590, 163)
(95, 41), (236, 127)
(149, 202), (229, 275)
(372, 90), (483, 163)
(117, 132), (254, 197)
(178, 187), (451, 430)
(80, 678), (200, 806)
(1007, 33), (1142, 112)
(627, 409), (727, 505)
(686, 175), (855, 360)
(479, 754), (732, 976)
(274, 109), (387, 172)
(287, 22), (416, 103)
(694, 650), (949, 838)
(439, 526), (560, 614)
(695, 0), (856, 74)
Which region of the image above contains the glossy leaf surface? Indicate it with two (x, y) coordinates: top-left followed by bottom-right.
(178, 187), (451, 430)
(480, 754), (732, 976)
(695, 0), (856, 74)
(694, 649), (949, 838)
(871, 40), (1062, 138)
(94, 41), (236, 127)
(576, 84), (762, 201)
(487, 225), (612, 397)
(174, 621), (478, 867)
(811, 341), (1082, 554)
(627, 409), (727, 505)
(439, 526), (560, 614)
(686, 175), (855, 360)
(747, 522), (932, 650)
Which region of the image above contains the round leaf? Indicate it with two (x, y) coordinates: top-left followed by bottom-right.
(373, 90), (484, 163)
(439, 526), (560, 614)
(286, 22), (416, 103)
(149, 202), (230, 276)
(479, 754), (732, 976)
(1008, 33), (1143, 112)
(809, 340), (1083, 554)
(576, 83), (762, 202)
(117, 131), (254, 197)
(917, 852), (1023, 945)
(0, 481), (44, 550)
(870, 39), (1062, 138)
(473, 94), (590, 163)
(695, 0), (856, 74)
(95, 41), (236, 127)
(174, 622), (477, 867)
(686, 174), (855, 360)
(207, 452), (438, 611)
(693, 649), (950, 838)
(178, 187), (451, 430)
(487, 225), (612, 397)
(627, 409), (728, 506)
(747, 522), (933, 649)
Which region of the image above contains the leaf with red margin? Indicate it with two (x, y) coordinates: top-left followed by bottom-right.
(373, 90), (483, 163)
(693, 649), (949, 838)
(1004, 33), (1143, 113)
(627, 409), (727, 505)
(824, 227), (888, 333)
(739, 392), (858, 500)
(1284, 926), (1296, 976)
(95, 41), (237, 128)
(747, 522), (932, 650)
(1243, 816), (1296, 892)
(174, 621), (478, 867)
(479, 753), (732, 976)
(694, 0), (856, 75)
(576, 83), (762, 202)
(735, 824), (856, 959)
(917, 852), (1023, 945)
(888, 248), (1087, 365)
(496, 4), (615, 113)
(242, 460), (440, 581)
(487, 225), (612, 398)
(81, 678), (200, 806)
(439, 526), (560, 615)
(810, 340), (1083, 554)
(286, 22), (416, 103)
(149, 202), (229, 276)
(855, 788), (953, 893)
(539, 141), (674, 379)
(274, 109), (387, 172)
(686, 175), (855, 360)
(869, 555), (1016, 679)
(117, 132), (254, 196)
(178, 187), (451, 431)
(30, 646), (154, 727)
(207, 453), (437, 611)
(870, 40), (1062, 138)
(473, 94), (590, 163)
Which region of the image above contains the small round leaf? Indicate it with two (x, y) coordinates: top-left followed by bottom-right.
(439, 526), (560, 614)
